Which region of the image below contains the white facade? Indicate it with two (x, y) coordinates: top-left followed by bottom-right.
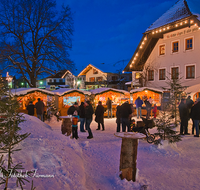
(144, 25), (200, 89)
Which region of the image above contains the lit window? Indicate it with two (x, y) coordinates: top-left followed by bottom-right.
(135, 73), (141, 79)
(148, 70), (154, 81)
(172, 41), (179, 53)
(171, 67), (179, 79)
(185, 38), (193, 50)
(186, 65), (195, 79)
(159, 45), (165, 55)
(89, 77), (95, 82)
(159, 69), (165, 80)
(96, 77), (103, 81)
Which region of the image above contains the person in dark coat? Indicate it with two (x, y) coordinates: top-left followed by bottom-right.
(190, 98), (200, 137)
(120, 101), (132, 132)
(35, 98), (45, 121)
(85, 100), (94, 139)
(186, 95), (194, 134)
(95, 101), (105, 131)
(26, 101), (35, 116)
(144, 98), (151, 119)
(67, 102), (79, 115)
(106, 97), (112, 118)
(79, 102), (86, 132)
(116, 104), (121, 132)
(178, 98), (190, 135)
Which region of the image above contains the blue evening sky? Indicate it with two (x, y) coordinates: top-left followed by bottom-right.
(58, 0), (177, 75)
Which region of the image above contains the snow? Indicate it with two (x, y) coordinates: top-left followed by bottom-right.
(52, 88), (91, 96)
(90, 87), (129, 95)
(146, 0), (200, 32)
(3, 114), (200, 190)
(185, 83), (200, 98)
(130, 87), (163, 94)
(10, 88), (55, 96)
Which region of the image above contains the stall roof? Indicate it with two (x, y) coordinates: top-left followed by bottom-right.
(10, 88), (55, 96)
(52, 88), (91, 96)
(185, 83), (200, 97)
(130, 87), (163, 94)
(90, 87), (129, 95)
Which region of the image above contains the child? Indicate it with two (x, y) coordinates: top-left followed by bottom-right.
(72, 110), (79, 139)
(153, 104), (157, 118)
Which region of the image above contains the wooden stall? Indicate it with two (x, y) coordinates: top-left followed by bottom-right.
(90, 88), (130, 117)
(130, 87), (163, 116)
(10, 88), (55, 115)
(53, 88), (91, 116)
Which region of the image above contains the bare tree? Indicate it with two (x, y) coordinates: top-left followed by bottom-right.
(0, 0), (74, 87)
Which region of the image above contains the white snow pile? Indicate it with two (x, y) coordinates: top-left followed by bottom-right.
(3, 114), (200, 190)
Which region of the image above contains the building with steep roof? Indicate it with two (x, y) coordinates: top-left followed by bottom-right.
(124, 0), (200, 93)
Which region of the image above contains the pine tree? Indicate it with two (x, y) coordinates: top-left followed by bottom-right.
(0, 76), (35, 189)
(46, 96), (60, 121)
(154, 73), (187, 144)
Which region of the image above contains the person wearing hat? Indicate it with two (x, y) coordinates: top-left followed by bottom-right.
(67, 102), (79, 116)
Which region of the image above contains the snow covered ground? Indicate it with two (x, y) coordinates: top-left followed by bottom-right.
(4, 114), (200, 190)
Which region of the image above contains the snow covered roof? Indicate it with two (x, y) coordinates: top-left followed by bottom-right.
(90, 87), (129, 95)
(146, 0), (200, 32)
(185, 83), (200, 98)
(130, 87), (163, 94)
(52, 88), (91, 96)
(10, 88), (55, 96)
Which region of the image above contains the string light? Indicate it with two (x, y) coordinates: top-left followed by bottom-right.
(185, 20), (188, 24)
(136, 53), (138, 56)
(167, 26), (170, 29)
(190, 20), (194, 24)
(144, 37), (147, 40)
(152, 31), (155, 34)
(140, 46), (143, 49)
(175, 24), (178, 27)
(180, 22), (183, 25)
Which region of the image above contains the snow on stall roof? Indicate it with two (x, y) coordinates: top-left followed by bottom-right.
(146, 0), (200, 32)
(130, 87), (163, 94)
(90, 87), (129, 95)
(52, 88), (91, 96)
(185, 83), (200, 97)
(10, 88), (55, 96)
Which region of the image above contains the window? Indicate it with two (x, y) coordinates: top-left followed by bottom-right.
(186, 65), (195, 79)
(59, 79), (63, 82)
(148, 70), (154, 81)
(112, 76), (118, 81)
(159, 45), (165, 55)
(54, 79), (56, 83)
(185, 38), (193, 50)
(89, 77), (95, 82)
(49, 79), (52, 82)
(159, 69), (166, 80)
(135, 72), (141, 79)
(93, 69), (98, 74)
(171, 67), (179, 79)
(172, 41), (179, 53)
(96, 77), (103, 81)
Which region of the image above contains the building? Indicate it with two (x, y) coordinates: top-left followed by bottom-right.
(78, 64), (131, 90)
(124, 0), (200, 91)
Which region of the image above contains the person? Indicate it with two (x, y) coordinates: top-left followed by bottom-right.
(26, 101), (35, 116)
(134, 96), (143, 119)
(148, 97), (153, 105)
(190, 98), (200, 137)
(120, 101), (132, 132)
(178, 98), (190, 135)
(116, 104), (121, 132)
(186, 95), (194, 134)
(79, 102), (86, 132)
(71, 110), (79, 139)
(85, 100), (94, 139)
(144, 98), (151, 119)
(35, 98), (45, 121)
(67, 102), (79, 115)
(95, 101), (105, 131)
(106, 97), (112, 118)
(152, 104), (157, 118)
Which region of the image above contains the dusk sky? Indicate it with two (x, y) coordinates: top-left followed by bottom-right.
(58, 0), (178, 75)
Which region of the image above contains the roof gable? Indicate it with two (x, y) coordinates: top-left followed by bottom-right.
(78, 64), (105, 76)
(47, 70), (73, 79)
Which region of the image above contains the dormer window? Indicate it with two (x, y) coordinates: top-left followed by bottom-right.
(93, 69), (98, 74)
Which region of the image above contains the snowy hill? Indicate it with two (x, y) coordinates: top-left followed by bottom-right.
(3, 114), (200, 190)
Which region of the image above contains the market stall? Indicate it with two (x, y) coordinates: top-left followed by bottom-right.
(185, 84), (200, 102)
(53, 88), (91, 116)
(90, 88), (130, 117)
(10, 88), (55, 115)
(130, 87), (163, 116)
